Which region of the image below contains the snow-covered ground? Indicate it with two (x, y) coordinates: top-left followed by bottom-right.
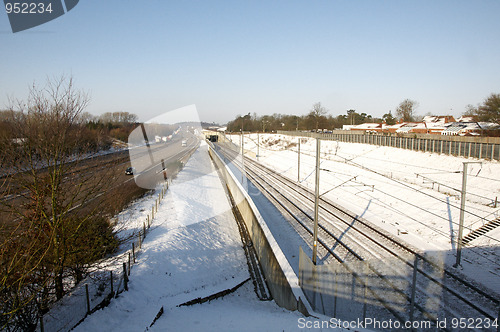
(74, 141), (322, 332)
(228, 133), (500, 295)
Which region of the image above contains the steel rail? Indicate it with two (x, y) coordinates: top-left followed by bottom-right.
(241, 151), (499, 321)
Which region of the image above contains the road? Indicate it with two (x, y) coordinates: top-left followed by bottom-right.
(0, 126), (201, 238)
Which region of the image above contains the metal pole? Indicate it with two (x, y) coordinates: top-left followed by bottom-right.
(241, 131), (244, 183)
(455, 162), (468, 267)
(312, 138), (321, 265)
(409, 256), (419, 326)
(298, 137), (301, 182)
(257, 132), (260, 158)
(241, 130), (244, 156)
(454, 161), (481, 266)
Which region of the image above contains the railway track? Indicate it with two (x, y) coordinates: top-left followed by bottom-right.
(215, 142), (499, 331)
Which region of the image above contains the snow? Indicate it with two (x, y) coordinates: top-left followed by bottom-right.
(73, 141), (322, 332)
(229, 133), (500, 296)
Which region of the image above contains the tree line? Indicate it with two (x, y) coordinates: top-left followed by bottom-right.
(226, 102), (385, 132)
(1, 109), (139, 153)
(226, 94), (500, 132)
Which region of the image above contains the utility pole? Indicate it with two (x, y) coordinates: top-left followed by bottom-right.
(257, 132), (260, 159)
(454, 161), (482, 267)
(312, 138), (321, 264)
(241, 129), (244, 156)
(297, 137), (301, 182)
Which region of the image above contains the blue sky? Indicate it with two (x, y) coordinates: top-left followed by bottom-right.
(1, 1), (499, 124)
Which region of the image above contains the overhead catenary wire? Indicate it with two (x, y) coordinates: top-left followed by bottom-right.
(231, 133), (500, 242)
(218, 142), (500, 319)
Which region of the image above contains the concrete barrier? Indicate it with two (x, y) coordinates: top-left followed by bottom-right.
(208, 145), (313, 316)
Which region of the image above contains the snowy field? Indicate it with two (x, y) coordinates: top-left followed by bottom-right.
(228, 133), (500, 295)
(74, 142), (324, 332)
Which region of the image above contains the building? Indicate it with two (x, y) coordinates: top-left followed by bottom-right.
(341, 115), (499, 136)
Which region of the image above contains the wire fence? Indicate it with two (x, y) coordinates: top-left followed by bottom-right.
(38, 181), (169, 332)
(279, 131), (500, 161)
(299, 247), (499, 332)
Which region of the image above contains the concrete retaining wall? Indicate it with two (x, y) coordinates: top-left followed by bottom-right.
(208, 145), (312, 316)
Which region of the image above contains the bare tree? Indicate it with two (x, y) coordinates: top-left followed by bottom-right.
(0, 77), (118, 330)
(309, 102), (328, 130)
(100, 111), (138, 124)
(463, 104), (477, 118)
(395, 99), (418, 122)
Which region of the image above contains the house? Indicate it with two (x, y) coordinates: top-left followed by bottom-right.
(343, 123), (383, 132)
(394, 116), (456, 134)
(441, 122), (500, 136)
(343, 115), (459, 135)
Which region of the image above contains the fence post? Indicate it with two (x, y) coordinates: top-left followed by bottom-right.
(132, 243), (136, 263)
(147, 215), (150, 228)
(143, 222), (146, 240)
(85, 284), (90, 315)
(152, 206), (154, 220)
(128, 252), (131, 275)
(139, 231), (142, 249)
(110, 271), (113, 294)
(39, 314), (44, 332)
(123, 263), (128, 291)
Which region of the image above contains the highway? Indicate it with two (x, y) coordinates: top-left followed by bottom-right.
(0, 125), (201, 238)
